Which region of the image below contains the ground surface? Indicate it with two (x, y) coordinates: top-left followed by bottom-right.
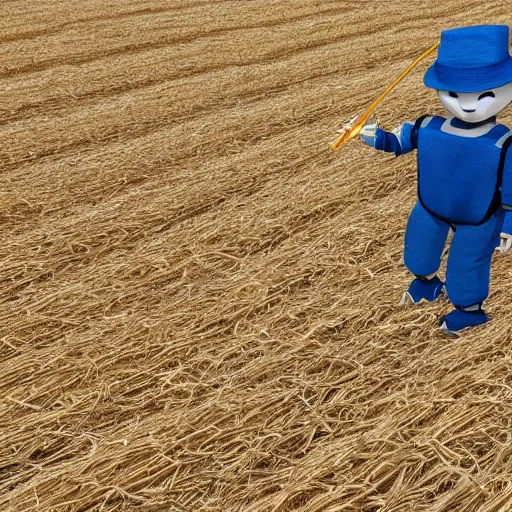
(2, 1), (512, 511)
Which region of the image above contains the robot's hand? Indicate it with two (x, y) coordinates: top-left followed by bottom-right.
(359, 119), (380, 148)
(335, 115), (360, 134)
(497, 233), (512, 253)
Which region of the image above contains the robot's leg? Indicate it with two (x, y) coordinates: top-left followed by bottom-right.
(401, 202), (450, 304)
(441, 211), (504, 334)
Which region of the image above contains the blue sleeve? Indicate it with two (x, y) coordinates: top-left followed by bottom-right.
(500, 135), (512, 234)
(374, 128), (402, 155)
(502, 210), (512, 235)
(361, 122), (415, 157)
(396, 122), (415, 153)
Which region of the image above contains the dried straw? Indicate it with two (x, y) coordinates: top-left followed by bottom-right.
(2, 0), (512, 510)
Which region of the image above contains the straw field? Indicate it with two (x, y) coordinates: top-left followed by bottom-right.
(2, 0), (512, 510)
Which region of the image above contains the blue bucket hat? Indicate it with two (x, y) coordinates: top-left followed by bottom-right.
(424, 24), (512, 92)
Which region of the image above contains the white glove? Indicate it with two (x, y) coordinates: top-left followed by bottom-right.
(359, 119), (380, 147)
(497, 233), (512, 253)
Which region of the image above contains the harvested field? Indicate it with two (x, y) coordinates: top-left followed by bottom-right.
(2, 0), (512, 510)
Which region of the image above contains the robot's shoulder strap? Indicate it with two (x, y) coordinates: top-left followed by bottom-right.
(498, 131), (512, 211)
(410, 115), (444, 149)
(496, 129), (512, 151)
(478, 130), (512, 224)
(498, 130), (512, 179)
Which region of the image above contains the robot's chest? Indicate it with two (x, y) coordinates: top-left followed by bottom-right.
(417, 128), (502, 181)
(416, 127), (503, 224)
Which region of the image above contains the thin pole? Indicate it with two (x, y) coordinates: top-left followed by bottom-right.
(332, 42), (440, 151)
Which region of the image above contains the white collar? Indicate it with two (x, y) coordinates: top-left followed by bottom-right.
(440, 118), (496, 138)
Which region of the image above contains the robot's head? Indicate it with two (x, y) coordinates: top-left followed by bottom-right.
(438, 82), (512, 123)
(424, 25), (512, 122)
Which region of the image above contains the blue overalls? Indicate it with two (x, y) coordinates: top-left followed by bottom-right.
(373, 115), (512, 308)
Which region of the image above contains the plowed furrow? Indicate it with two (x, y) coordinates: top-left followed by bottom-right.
(0, 2), (496, 169)
(0, 4), (232, 45)
(0, 0), (495, 131)
(0, 1), (344, 78)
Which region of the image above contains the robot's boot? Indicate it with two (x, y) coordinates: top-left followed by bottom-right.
(438, 304), (488, 337)
(400, 275), (445, 305)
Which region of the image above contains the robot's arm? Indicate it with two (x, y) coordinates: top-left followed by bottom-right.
(360, 121), (416, 156)
(499, 205), (512, 253)
(497, 227), (512, 253)
(498, 136), (512, 253)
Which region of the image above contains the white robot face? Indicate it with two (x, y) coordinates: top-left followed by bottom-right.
(438, 82), (512, 123)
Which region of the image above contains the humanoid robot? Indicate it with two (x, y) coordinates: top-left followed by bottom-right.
(359, 25), (512, 335)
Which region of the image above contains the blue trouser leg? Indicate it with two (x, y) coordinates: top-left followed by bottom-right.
(445, 210), (504, 307)
(404, 201), (450, 277)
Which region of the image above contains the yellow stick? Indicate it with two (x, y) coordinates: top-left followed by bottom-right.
(332, 42), (440, 151)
